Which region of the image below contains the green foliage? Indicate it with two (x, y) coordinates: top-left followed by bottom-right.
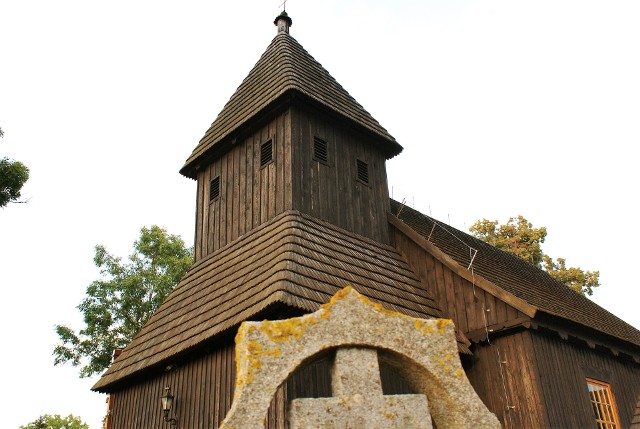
(19, 414), (89, 429)
(1, 126), (30, 207)
(543, 256), (600, 296)
(54, 225), (193, 377)
(469, 216), (547, 266)
(470, 216), (600, 296)
(0, 156), (30, 207)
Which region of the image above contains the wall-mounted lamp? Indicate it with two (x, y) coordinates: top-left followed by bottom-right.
(161, 386), (178, 427)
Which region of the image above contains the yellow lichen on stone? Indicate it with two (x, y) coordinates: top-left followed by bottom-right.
(260, 316), (318, 344)
(370, 299), (408, 319)
(414, 319), (434, 335)
(264, 347), (282, 358)
(384, 411), (398, 420)
(244, 341), (264, 383)
(456, 368), (464, 379)
(436, 319), (451, 335)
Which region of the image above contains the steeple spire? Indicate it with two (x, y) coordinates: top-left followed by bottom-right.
(274, 10), (292, 34)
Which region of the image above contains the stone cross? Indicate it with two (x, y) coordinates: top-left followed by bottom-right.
(219, 286), (500, 429)
(289, 347), (433, 429)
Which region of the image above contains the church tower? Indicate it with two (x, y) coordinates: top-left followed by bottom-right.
(93, 13), (445, 429)
(180, 12), (403, 262)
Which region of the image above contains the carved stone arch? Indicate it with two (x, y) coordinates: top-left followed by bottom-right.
(220, 287), (500, 429)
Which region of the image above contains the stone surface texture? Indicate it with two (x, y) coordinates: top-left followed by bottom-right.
(219, 286), (500, 429)
(289, 347), (431, 429)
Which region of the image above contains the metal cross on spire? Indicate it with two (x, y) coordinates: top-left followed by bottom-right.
(279, 0), (288, 11)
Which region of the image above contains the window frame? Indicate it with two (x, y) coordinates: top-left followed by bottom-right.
(586, 378), (621, 429)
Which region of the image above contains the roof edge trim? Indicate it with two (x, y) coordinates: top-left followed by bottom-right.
(388, 212), (538, 318)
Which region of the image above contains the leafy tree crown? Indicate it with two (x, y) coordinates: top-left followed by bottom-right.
(470, 216), (599, 296)
(54, 225), (193, 377)
(20, 414), (89, 429)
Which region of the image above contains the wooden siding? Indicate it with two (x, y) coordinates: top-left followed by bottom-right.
(182, 33), (400, 177)
(194, 110), (292, 261)
(391, 200), (640, 348)
(291, 106), (391, 244)
(109, 343), (419, 429)
(109, 341), (236, 429)
(392, 224), (526, 336)
(95, 211), (448, 391)
(530, 330), (640, 429)
(465, 331), (549, 429)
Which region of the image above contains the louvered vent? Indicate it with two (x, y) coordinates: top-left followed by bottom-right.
(261, 139), (273, 167)
(356, 159), (369, 184)
(313, 137), (328, 163)
(209, 176), (220, 201)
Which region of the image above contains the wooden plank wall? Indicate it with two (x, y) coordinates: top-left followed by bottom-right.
(530, 330), (640, 428)
(109, 343), (419, 429)
(194, 110), (292, 261)
(393, 224), (552, 428)
(391, 225), (525, 334)
(109, 341), (236, 429)
(291, 107), (391, 244)
(465, 331), (549, 429)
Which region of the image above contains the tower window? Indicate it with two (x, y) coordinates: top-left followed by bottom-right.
(313, 137), (328, 164)
(261, 139), (273, 167)
(356, 159), (369, 184)
(209, 176), (220, 202)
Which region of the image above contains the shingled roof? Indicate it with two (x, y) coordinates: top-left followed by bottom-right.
(390, 199), (640, 349)
(93, 211), (445, 392)
(180, 32), (401, 178)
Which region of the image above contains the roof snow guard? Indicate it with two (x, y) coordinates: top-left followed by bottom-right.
(180, 27), (401, 179)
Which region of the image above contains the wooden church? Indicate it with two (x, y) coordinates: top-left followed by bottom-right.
(93, 12), (640, 429)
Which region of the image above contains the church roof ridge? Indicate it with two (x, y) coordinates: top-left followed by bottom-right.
(180, 31), (401, 178)
(389, 199), (640, 349)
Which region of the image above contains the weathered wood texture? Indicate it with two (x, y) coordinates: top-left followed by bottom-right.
(465, 331), (548, 429)
(195, 110), (292, 261)
(181, 32), (401, 178)
(631, 396), (640, 429)
(390, 200), (640, 348)
(95, 211), (446, 391)
(291, 106), (391, 244)
(108, 344), (417, 429)
(108, 341), (236, 429)
(391, 223), (526, 336)
(194, 104), (392, 261)
(530, 330), (640, 429)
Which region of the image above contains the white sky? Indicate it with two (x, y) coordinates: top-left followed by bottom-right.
(1, 1), (639, 427)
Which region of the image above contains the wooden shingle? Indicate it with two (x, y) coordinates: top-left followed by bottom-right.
(180, 32), (401, 179)
(93, 211), (444, 391)
(390, 199), (640, 348)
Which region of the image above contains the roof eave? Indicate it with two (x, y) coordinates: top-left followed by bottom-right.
(179, 88), (402, 179)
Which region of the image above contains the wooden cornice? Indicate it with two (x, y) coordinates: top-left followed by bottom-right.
(388, 213), (538, 318)
(465, 317), (532, 343)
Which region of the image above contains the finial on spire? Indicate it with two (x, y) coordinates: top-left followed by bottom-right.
(274, 10), (292, 34)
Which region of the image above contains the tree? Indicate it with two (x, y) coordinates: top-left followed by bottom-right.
(469, 216), (600, 296)
(0, 126), (30, 207)
(54, 225), (193, 377)
(20, 414), (89, 429)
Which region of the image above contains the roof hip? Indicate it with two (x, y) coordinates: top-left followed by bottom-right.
(180, 33), (401, 178)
